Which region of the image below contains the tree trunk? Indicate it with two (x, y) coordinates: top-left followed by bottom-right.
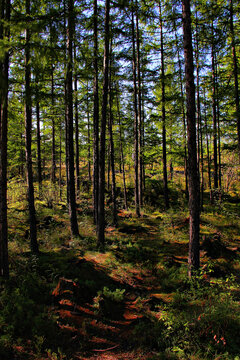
(131, 4), (140, 217)
(116, 85), (128, 210)
(174, 19), (188, 197)
(0, 0), (10, 277)
(86, 82), (91, 183)
(159, 1), (169, 209)
(135, 3), (143, 207)
(25, 0), (38, 254)
(51, 59), (56, 183)
(36, 77), (42, 195)
(182, 0), (200, 277)
(97, 0), (110, 246)
(204, 89), (211, 191)
(74, 43), (80, 195)
(211, 23), (218, 189)
(229, 0), (240, 162)
(93, 0), (99, 225)
(109, 51), (117, 225)
(66, 0), (79, 237)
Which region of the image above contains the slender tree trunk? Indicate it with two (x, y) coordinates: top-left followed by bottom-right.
(159, 1), (169, 209)
(66, 0), (79, 237)
(59, 122), (62, 201)
(25, 0), (38, 253)
(204, 89), (211, 191)
(36, 77), (42, 195)
(182, 0), (200, 277)
(93, 0), (99, 225)
(211, 23), (218, 189)
(116, 85), (128, 210)
(0, 0), (10, 277)
(51, 62), (56, 183)
(131, 4), (140, 217)
(109, 52), (117, 225)
(230, 0), (240, 162)
(216, 62), (221, 190)
(97, 0), (110, 246)
(74, 43), (80, 195)
(174, 19), (188, 197)
(86, 82), (91, 183)
(135, 3), (143, 207)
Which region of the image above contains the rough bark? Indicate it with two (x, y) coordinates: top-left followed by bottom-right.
(131, 4), (140, 217)
(25, 0), (39, 253)
(93, 0), (99, 225)
(136, 3), (143, 207)
(66, 0), (79, 237)
(159, 1), (169, 209)
(36, 77), (42, 195)
(0, 0), (10, 277)
(230, 0), (240, 162)
(116, 85), (128, 210)
(211, 23), (218, 189)
(74, 43), (80, 195)
(97, 0), (110, 246)
(182, 0), (200, 277)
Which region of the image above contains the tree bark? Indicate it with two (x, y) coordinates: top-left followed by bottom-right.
(116, 85), (128, 210)
(211, 23), (218, 189)
(97, 0), (110, 246)
(74, 43), (80, 195)
(0, 0), (10, 277)
(182, 0), (200, 277)
(25, 0), (38, 253)
(66, 0), (79, 237)
(131, 4), (140, 217)
(109, 50), (117, 225)
(36, 77), (42, 196)
(174, 19), (188, 197)
(159, 0), (169, 209)
(93, 0), (99, 225)
(135, 3), (143, 207)
(229, 0), (240, 162)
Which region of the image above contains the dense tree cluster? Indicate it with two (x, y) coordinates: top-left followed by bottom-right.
(0, 0), (239, 277)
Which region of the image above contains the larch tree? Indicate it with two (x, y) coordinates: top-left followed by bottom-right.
(66, 0), (79, 237)
(97, 0), (110, 246)
(0, 0), (10, 277)
(182, 0), (200, 277)
(25, 0), (39, 254)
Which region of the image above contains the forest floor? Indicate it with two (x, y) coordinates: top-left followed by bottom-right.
(2, 180), (240, 359)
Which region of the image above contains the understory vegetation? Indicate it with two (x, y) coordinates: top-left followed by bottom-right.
(1, 173), (240, 360)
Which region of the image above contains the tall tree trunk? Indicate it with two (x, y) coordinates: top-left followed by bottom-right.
(0, 0), (10, 277)
(211, 23), (218, 189)
(159, 0), (169, 209)
(131, 4), (140, 217)
(59, 122), (62, 201)
(216, 61), (221, 190)
(25, 0), (38, 253)
(204, 89), (211, 191)
(116, 85), (128, 210)
(51, 60), (56, 183)
(86, 82), (91, 183)
(66, 0), (79, 237)
(36, 77), (42, 195)
(97, 0), (110, 246)
(174, 19), (188, 197)
(182, 0), (200, 277)
(93, 0), (99, 225)
(109, 51), (117, 225)
(135, 2), (143, 207)
(74, 43), (80, 195)
(229, 0), (240, 162)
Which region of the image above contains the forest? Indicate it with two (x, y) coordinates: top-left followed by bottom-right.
(0, 0), (240, 358)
